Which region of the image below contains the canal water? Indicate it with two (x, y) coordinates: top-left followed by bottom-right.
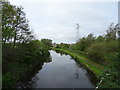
(19, 50), (97, 88)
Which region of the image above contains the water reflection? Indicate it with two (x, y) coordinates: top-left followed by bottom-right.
(74, 63), (79, 79)
(17, 52), (52, 88)
(55, 50), (98, 85)
(55, 49), (68, 56)
(18, 50), (97, 88)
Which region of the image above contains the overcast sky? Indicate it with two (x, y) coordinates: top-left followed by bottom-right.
(9, 0), (118, 44)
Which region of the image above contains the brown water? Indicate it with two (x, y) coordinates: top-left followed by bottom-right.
(18, 50), (97, 88)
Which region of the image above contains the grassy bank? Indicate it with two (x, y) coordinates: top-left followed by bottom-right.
(53, 48), (104, 76)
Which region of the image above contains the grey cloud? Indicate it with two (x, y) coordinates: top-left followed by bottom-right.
(9, 1), (117, 44)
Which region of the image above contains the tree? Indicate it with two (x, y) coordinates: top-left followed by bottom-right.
(86, 42), (106, 63)
(41, 38), (52, 49)
(105, 23), (117, 40)
(13, 6), (34, 44)
(96, 35), (105, 42)
(2, 2), (15, 44)
(71, 33), (95, 51)
(2, 2), (34, 45)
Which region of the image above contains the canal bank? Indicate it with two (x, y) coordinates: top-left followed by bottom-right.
(18, 50), (97, 88)
(53, 48), (104, 76)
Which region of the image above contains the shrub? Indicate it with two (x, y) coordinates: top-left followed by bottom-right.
(86, 42), (106, 64)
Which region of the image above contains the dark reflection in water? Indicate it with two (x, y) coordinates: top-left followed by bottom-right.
(17, 54), (52, 88)
(18, 50), (97, 88)
(55, 49), (98, 83)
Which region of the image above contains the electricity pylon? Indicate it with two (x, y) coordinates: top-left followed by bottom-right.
(74, 23), (80, 79)
(75, 23), (80, 42)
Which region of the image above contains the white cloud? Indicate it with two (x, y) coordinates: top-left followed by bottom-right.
(9, 0), (119, 3)
(9, 0), (118, 43)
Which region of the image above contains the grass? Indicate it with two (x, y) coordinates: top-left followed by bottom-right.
(53, 48), (104, 76)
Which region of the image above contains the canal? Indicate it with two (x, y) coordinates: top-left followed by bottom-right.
(18, 50), (97, 88)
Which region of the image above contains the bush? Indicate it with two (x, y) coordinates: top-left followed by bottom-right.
(2, 40), (50, 88)
(97, 53), (119, 88)
(2, 72), (16, 88)
(86, 42), (106, 64)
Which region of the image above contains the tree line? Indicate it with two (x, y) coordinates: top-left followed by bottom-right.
(2, 1), (52, 88)
(55, 23), (119, 88)
(1, 0), (120, 88)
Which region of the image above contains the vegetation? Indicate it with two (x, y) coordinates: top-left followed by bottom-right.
(2, 0), (119, 88)
(2, 1), (51, 88)
(2, 1), (34, 45)
(56, 43), (70, 49)
(54, 23), (119, 88)
(2, 40), (51, 88)
(53, 48), (103, 76)
(41, 38), (52, 49)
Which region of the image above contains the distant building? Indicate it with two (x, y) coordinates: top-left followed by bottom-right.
(52, 43), (56, 47)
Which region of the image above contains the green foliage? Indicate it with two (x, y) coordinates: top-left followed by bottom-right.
(2, 1), (119, 88)
(41, 38), (52, 49)
(86, 39), (118, 65)
(86, 42), (106, 63)
(97, 53), (119, 88)
(54, 43), (70, 49)
(59, 43), (70, 48)
(68, 23), (119, 88)
(70, 33), (95, 51)
(105, 40), (118, 53)
(54, 48), (103, 76)
(105, 23), (117, 41)
(96, 35), (105, 42)
(2, 40), (50, 88)
(2, 2), (50, 88)
(2, 72), (15, 88)
(56, 44), (60, 48)
(2, 2), (34, 45)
